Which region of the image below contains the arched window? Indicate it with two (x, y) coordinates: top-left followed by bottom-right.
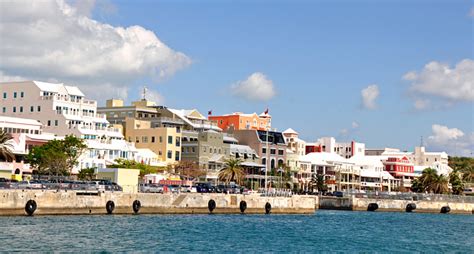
(14, 168), (20, 175)
(278, 159), (284, 167)
(271, 159), (275, 169)
(262, 158), (266, 165)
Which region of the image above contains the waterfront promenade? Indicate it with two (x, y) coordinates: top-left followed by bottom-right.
(1, 189), (473, 216)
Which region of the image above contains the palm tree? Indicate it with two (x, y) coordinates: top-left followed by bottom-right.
(419, 168), (438, 192)
(0, 129), (15, 162)
(430, 174), (449, 194)
(218, 158), (245, 185)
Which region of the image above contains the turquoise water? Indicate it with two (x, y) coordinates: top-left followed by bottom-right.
(0, 211), (473, 252)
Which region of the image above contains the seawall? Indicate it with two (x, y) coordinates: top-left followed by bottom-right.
(0, 190), (316, 216)
(320, 196), (474, 214)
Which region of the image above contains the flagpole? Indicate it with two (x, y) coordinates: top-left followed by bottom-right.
(265, 126), (269, 195)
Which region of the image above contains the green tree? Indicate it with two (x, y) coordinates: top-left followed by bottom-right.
(430, 174), (449, 194)
(449, 170), (464, 195)
(0, 129), (15, 162)
(27, 135), (87, 176)
(77, 167), (96, 181)
(218, 158), (245, 185)
(108, 158), (163, 177)
(315, 174), (327, 193)
(410, 178), (424, 193)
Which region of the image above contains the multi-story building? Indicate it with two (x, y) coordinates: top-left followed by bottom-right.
(382, 156), (415, 190)
(0, 116), (57, 180)
(348, 155), (398, 192)
(208, 111), (271, 131)
(0, 81), (137, 173)
(368, 146), (452, 176)
(181, 130), (230, 181)
(310, 137), (366, 159)
(299, 152), (361, 192)
(282, 128), (307, 188)
(125, 117), (182, 165)
(232, 129), (286, 171)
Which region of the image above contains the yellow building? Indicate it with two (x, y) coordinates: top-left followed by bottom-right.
(125, 118), (182, 165)
(95, 168), (140, 193)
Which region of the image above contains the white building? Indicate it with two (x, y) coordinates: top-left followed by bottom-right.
(311, 137), (366, 159)
(370, 146), (452, 176)
(0, 81), (137, 173)
(0, 116), (58, 179)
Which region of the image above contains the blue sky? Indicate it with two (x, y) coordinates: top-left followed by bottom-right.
(0, 0), (473, 155)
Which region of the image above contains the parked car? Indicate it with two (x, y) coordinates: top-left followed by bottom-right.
(140, 183), (163, 193)
(333, 191), (344, 197)
(195, 183), (214, 193)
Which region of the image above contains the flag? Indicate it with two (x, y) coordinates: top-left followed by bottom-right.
(264, 108), (269, 115)
(208, 110), (212, 116)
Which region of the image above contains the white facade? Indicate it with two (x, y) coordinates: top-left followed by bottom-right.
(0, 81), (137, 173)
(313, 137), (365, 159)
(379, 146), (451, 175)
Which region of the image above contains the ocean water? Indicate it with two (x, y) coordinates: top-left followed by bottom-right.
(0, 210), (473, 252)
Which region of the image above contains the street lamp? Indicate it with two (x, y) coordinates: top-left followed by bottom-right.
(278, 167), (283, 189)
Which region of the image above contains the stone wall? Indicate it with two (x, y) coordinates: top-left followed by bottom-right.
(0, 190), (316, 216)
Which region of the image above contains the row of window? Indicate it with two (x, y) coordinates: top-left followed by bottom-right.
(2, 91), (25, 99)
(262, 147), (284, 155)
(131, 135), (181, 146)
(1, 106), (41, 113)
(0, 127), (40, 134)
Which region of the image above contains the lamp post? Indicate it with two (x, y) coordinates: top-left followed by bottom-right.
(278, 167), (283, 189)
(265, 128), (269, 194)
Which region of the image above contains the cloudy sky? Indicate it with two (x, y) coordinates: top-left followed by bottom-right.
(0, 0), (472, 156)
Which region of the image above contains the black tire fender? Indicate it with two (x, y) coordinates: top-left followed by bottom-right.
(25, 200), (37, 216)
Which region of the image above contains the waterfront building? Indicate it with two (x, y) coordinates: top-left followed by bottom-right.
(307, 137), (366, 158)
(348, 155), (398, 192)
(0, 116), (58, 180)
(125, 117), (182, 165)
(299, 152), (361, 192)
(134, 148), (166, 167)
(208, 111), (271, 131)
(181, 130), (230, 181)
(282, 128), (308, 189)
(367, 146), (452, 176)
(382, 156), (415, 190)
(0, 81), (137, 173)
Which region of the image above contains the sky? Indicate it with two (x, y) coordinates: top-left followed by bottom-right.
(0, 0), (473, 156)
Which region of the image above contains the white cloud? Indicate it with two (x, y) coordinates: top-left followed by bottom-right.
(144, 88), (165, 105)
(231, 72), (276, 101)
(339, 121), (360, 138)
(427, 124), (474, 157)
(361, 84), (379, 110)
(0, 0), (191, 101)
(403, 59), (474, 109)
(351, 121), (359, 129)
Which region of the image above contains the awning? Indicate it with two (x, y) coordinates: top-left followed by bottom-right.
(241, 162), (266, 168)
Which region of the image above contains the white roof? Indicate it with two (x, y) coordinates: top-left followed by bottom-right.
(283, 128), (299, 135)
(347, 155), (385, 167)
(169, 108), (222, 131)
(299, 152), (348, 166)
(136, 148), (158, 158)
(230, 144), (257, 155)
(0, 116), (42, 126)
(223, 135), (238, 143)
(33, 81), (85, 96)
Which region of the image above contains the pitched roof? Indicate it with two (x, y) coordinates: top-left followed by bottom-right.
(283, 128), (299, 135)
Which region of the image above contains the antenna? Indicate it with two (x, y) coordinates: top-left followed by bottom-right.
(420, 136), (424, 147)
(142, 86), (148, 100)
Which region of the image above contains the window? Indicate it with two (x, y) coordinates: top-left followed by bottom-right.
(47, 120), (51, 126)
(270, 148), (276, 155)
(151, 136), (155, 143)
(37, 106), (41, 112)
(175, 151), (180, 161)
(13, 92), (17, 98)
(2, 107), (5, 113)
(167, 150), (172, 159)
(54, 120), (58, 126)
(2, 92), (6, 99)
(192, 147), (195, 153)
(20, 92), (24, 98)
(19, 106), (23, 113)
(278, 149), (284, 155)
(176, 137), (181, 147)
(262, 148), (267, 154)
(13, 107), (16, 113)
(30, 106), (34, 112)
(159, 136), (163, 143)
(262, 158), (266, 165)
(142, 136), (148, 143)
(168, 136), (173, 144)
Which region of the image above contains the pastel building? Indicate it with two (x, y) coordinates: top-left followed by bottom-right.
(282, 128), (308, 187)
(0, 116), (58, 180)
(382, 156), (415, 190)
(0, 81), (137, 173)
(209, 112), (271, 131)
(305, 137), (365, 159)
